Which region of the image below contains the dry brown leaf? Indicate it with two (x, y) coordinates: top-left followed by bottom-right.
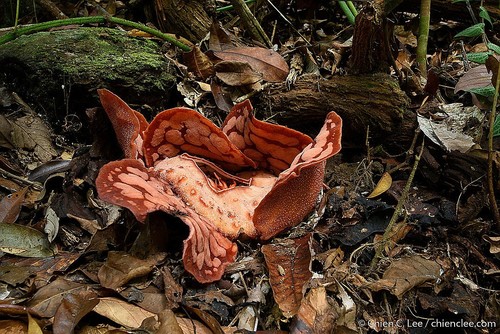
(483, 235), (500, 254)
(292, 286), (338, 333)
(183, 305), (225, 334)
(52, 291), (99, 334)
(119, 286), (169, 314)
(261, 234), (312, 317)
(208, 47), (289, 82)
(0, 187), (28, 224)
(210, 81), (233, 112)
(367, 255), (441, 299)
(10, 114), (57, 163)
(183, 46), (215, 80)
(208, 22), (233, 51)
(97, 251), (166, 290)
(177, 317), (214, 334)
(0, 115), (14, 149)
(93, 297), (155, 328)
(156, 309), (183, 334)
(485, 55), (499, 85)
(367, 172), (392, 198)
(28, 278), (87, 318)
(215, 61), (263, 86)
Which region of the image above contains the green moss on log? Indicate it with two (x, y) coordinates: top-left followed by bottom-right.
(0, 27), (176, 131)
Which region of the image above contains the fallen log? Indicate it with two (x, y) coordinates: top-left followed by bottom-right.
(255, 74), (415, 148)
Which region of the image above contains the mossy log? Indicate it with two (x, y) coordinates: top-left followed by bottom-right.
(255, 74), (415, 148)
(0, 27), (176, 133)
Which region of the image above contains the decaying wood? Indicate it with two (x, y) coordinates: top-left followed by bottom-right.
(350, 2), (392, 74)
(255, 74), (415, 147)
(154, 0), (212, 42)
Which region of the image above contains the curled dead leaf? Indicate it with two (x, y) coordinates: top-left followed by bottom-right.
(366, 172), (392, 198)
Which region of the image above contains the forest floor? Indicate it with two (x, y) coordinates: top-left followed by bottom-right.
(0, 0), (499, 333)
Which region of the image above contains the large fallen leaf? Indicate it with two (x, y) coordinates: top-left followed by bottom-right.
(261, 234), (312, 317)
(28, 278), (87, 318)
(366, 255), (441, 299)
(52, 291), (99, 334)
(0, 252), (79, 288)
(97, 251), (167, 290)
(177, 317), (216, 334)
(10, 114), (57, 162)
(0, 223), (56, 257)
(208, 47), (289, 82)
(0, 187), (28, 224)
(93, 297), (155, 328)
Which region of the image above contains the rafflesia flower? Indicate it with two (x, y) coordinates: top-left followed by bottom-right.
(95, 89), (342, 283)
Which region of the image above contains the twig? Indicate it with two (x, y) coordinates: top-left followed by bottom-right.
(0, 167), (42, 190)
(35, 0), (68, 19)
(266, 0), (311, 46)
(216, 0), (255, 13)
(0, 16), (192, 51)
(416, 0), (431, 77)
(229, 0), (272, 47)
(370, 136), (425, 270)
(487, 60), (500, 228)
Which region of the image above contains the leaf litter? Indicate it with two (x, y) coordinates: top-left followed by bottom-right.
(0, 1), (499, 333)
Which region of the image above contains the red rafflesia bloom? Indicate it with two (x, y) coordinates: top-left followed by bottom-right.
(95, 89), (342, 283)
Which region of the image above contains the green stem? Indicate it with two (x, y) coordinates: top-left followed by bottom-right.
(216, 0), (256, 13)
(339, 1), (356, 25)
(347, 1), (358, 16)
(15, 0), (20, 30)
(371, 137), (424, 270)
(0, 16), (192, 51)
(487, 64), (500, 228)
(416, 0), (431, 77)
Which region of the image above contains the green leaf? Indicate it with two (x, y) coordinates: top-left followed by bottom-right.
(488, 43), (500, 55)
(469, 86), (495, 98)
(493, 114), (500, 137)
(454, 23), (485, 38)
(466, 52), (492, 64)
(0, 223), (56, 257)
(479, 6), (492, 26)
